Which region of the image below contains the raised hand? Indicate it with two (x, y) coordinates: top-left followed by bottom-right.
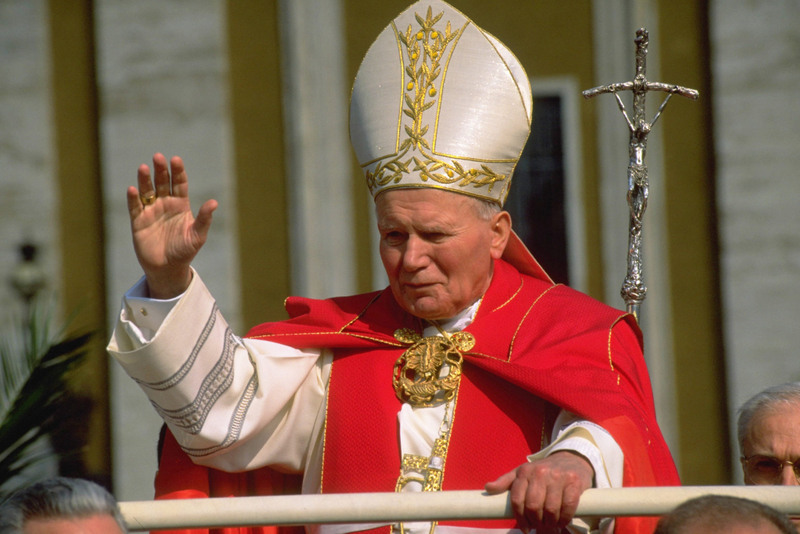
(127, 153), (217, 299)
(485, 451), (594, 534)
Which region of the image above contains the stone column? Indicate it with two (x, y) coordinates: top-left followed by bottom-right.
(95, 0), (240, 500)
(711, 0), (800, 482)
(278, 0), (356, 299)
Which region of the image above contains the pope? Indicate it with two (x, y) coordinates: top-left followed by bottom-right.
(107, 2), (679, 534)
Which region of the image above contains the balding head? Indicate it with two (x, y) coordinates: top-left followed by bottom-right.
(654, 495), (795, 534)
(738, 382), (800, 454)
(0, 478), (127, 534)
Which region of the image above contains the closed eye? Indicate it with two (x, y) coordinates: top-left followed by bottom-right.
(422, 231), (448, 243)
(383, 231), (407, 246)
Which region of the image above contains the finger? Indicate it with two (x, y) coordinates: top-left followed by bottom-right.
(127, 186), (143, 220)
(193, 199), (218, 238)
(540, 480), (563, 528)
(152, 153), (171, 197)
(523, 469), (547, 529)
(170, 155), (189, 198)
(485, 470), (516, 494)
(556, 480), (583, 529)
(509, 474), (532, 533)
(137, 163), (154, 195)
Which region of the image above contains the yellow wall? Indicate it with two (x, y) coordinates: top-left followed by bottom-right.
(48, 0), (110, 484)
(227, 1), (293, 328)
(658, 0), (729, 484)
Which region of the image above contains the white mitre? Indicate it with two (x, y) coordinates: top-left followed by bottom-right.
(350, 0), (532, 206)
(350, 0), (551, 282)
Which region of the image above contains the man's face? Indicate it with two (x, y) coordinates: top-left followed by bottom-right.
(376, 188), (509, 320)
(742, 404), (800, 529)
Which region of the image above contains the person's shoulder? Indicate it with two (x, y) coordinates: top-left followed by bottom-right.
(245, 289), (389, 341)
(284, 290), (385, 320)
(506, 274), (643, 359)
(516, 271), (631, 328)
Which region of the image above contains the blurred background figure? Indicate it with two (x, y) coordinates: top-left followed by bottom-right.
(739, 382), (800, 485)
(738, 382), (800, 530)
(0, 477), (127, 534)
(654, 495), (796, 534)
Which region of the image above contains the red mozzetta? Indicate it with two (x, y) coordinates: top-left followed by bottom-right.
(155, 259), (679, 534)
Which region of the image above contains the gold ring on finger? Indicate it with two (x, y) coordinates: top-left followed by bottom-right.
(140, 191), (156, 206)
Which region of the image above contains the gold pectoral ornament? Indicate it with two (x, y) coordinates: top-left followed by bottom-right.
(392, 327), (474, 407)
(392, 326), (475, 534)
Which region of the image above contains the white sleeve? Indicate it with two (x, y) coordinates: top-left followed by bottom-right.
(527, 410), (624, 489)
(116, 275), (183, 346)
(107, 271), (330, 474)
(525, 411), (622, 534)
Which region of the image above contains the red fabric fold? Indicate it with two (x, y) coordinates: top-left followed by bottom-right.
(154, 259), (678, 534)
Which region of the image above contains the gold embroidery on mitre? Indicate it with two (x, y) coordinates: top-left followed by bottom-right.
(392, 327), (474, 407)
(364, 7), (506, 197)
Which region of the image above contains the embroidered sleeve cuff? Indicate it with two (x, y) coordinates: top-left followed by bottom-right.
(109, 268), (196, 349)
(107, 267), (221, 383)
(122, 274), (187, 343)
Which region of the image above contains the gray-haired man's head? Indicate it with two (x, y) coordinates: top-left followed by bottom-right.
(738, 382), (800, 455)
(737, 382), (800, 530)
(0, 477), (126, 534)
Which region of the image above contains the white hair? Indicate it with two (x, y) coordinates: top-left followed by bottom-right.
(737, 381), (800, 453)
(0, 477), (127, 533)
(469, 197), (502, 221)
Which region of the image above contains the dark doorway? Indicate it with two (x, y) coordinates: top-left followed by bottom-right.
(505, 96), (569, 285)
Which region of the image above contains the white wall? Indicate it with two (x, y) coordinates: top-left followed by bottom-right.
(711, 0), (800, 478)
(0, 0), (59, 319)
(94, 0), (240, 501)
(278, 0), (356, 299)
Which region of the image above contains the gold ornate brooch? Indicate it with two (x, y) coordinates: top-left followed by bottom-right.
(392, 327), (474, 407)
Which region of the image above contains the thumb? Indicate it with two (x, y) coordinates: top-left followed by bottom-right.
(194, 199), (218, 237)
(485, 469), (517, 494)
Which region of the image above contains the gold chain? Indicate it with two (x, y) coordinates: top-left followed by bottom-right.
(394, 385), (460, 534)
(392, 320), (473, 534)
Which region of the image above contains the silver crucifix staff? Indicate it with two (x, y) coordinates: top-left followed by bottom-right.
(582, 28), (698, 321)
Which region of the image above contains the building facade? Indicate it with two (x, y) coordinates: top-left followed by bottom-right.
(0, 0), (797, 499)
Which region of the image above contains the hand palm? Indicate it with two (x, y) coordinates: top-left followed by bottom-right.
(132, 195), (204, 270)
(127, 154), (217, 298)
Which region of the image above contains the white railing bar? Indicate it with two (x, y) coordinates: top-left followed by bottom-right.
(119, 487), (800, 532)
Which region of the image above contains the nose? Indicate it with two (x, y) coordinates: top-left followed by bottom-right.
(779, 463), (799, 486)
(402, 235), (430, 272)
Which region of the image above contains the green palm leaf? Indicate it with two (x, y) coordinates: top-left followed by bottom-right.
(0, 303), (90, 497)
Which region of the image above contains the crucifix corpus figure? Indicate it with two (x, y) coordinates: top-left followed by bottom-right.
(583, 28), (699, 321)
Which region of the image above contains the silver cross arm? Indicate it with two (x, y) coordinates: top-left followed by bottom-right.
(583, 81), (698, 100)
(580, 28), (699, 321)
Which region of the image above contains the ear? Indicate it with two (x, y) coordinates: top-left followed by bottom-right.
(489, 211), (512, 260)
